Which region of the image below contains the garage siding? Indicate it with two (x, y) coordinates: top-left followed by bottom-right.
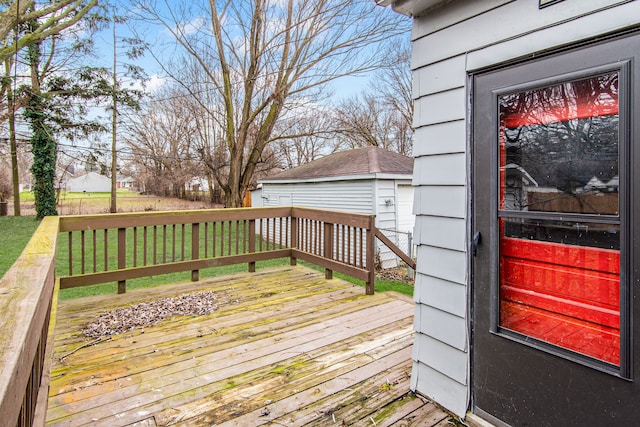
(261, 180), (375, 213)
(261, 179), (413, 268)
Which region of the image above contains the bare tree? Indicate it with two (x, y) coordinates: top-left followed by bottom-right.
(124, 88), (199, 198)
(271, 105), (338, 169)
(334, 94), (389, 149)
(333, 41), (413, 156)
(134, 0), (409, 207)
(374, 42), (413, 136)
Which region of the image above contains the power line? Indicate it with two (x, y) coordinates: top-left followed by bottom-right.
(2, 138), (202, 163)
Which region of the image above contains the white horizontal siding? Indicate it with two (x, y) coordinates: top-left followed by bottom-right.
(412, 55), (466, 99)
(412, 332), (467, 385)
(412, 120), (466, 156)
(262, 181), (375, 214)
(376, 180), (399, 268)
(407, 0), (638, 418)
(411, 0), (512, 40)
(414, 304), (467, 351)
(410, 361), (468, 417)
(414, 186), (466, 219)
(412, 0), (630, 69)
(466, 1), (640, 71)
(376, 179), (397, 229)
(413, 87), (466, 127)
(415, 245), (466, 285)
(413, 153), (466, 186)
(414, 273), (466, 318)
(414, 216), (465, 252)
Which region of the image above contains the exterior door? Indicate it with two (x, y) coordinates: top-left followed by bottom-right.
(396, 185), (414, 232)
(472, 33), (640, 426)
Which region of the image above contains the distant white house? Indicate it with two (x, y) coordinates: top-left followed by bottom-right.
(187, 177), (211, 192)
(116, 175), (135, 190)
(68, 172), (111, 193)
(258, 147), (415, 268)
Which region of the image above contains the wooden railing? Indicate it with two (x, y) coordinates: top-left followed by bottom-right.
(57, 207), (378, 294)
(1, 206), (415, 426)
(290, 207), (377, 293)
(0, 217), (59, 427)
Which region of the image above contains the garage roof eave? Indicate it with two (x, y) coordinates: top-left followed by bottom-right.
(259, 173), (413, 185)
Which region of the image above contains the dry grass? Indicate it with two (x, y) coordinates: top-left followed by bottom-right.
(9, 191), (219, 216)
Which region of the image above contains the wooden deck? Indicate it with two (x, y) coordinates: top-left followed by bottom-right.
(47, 265), (451, 426)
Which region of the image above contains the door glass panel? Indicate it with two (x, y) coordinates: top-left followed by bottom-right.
(497, 73), (621, 365)
(499, 74), (619, 214)
(503, 218), (619, 250)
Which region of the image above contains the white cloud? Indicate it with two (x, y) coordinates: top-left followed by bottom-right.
(179, 16), (207, 35)
(124, 73), (167, 94)
(145, 74), (168, 93)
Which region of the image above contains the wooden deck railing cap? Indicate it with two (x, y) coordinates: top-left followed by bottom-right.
(0, 216), (59, 427)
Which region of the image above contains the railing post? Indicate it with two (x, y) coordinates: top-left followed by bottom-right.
(408, 231), (415, 280)
(366, 216), (376, 295)
(118, 227), (126, 294)
(191, 223), (200, 281)
(68, 232), (73, 276)
(290, 215), (298, 266)
(324, 222), (334, 279)
(248, 219), (256, 272)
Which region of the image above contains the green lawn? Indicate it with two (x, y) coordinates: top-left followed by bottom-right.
(0, 216), (42, 277)
(58, 259), (414, 300)
(58, 258), (292, 300)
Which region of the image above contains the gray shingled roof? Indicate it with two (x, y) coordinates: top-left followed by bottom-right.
(263, 147), (414, 181)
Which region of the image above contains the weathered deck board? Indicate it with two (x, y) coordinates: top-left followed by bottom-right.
(47, 265), (451, 426)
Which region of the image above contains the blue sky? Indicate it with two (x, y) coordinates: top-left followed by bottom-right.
(87, 0), (409, 103)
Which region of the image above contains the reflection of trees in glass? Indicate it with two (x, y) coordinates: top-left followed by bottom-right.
(499, 73), (619, 214)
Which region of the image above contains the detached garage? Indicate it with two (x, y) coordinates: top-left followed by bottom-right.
(259, 147), (414, 268)
(68, 172), (111, 193)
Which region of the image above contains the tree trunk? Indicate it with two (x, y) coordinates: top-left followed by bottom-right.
(26, 35), (57, 219)
(206, 172), (215, 205)
(8, 91), (20, 216)
(224, 185), (243, 208)
(225, 141), (244, 207)
(4, 59), (20, 216)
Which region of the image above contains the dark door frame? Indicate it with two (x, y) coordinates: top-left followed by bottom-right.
(470, 30), (640, 426)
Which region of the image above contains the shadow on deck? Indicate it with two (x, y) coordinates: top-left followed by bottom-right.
(47, 265), (451, 426)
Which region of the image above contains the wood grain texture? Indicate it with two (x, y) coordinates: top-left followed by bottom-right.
(0, 216), (59, 427)
(47, 265), (451, 426)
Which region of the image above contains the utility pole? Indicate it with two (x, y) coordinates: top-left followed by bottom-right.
(110, 9), (118, 213)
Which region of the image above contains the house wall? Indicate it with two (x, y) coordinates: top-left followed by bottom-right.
(68, 172), (111, 193)
(408, 0), (640, 417)
(251, 188), (263, 207)
(261, 178), (413, 268)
